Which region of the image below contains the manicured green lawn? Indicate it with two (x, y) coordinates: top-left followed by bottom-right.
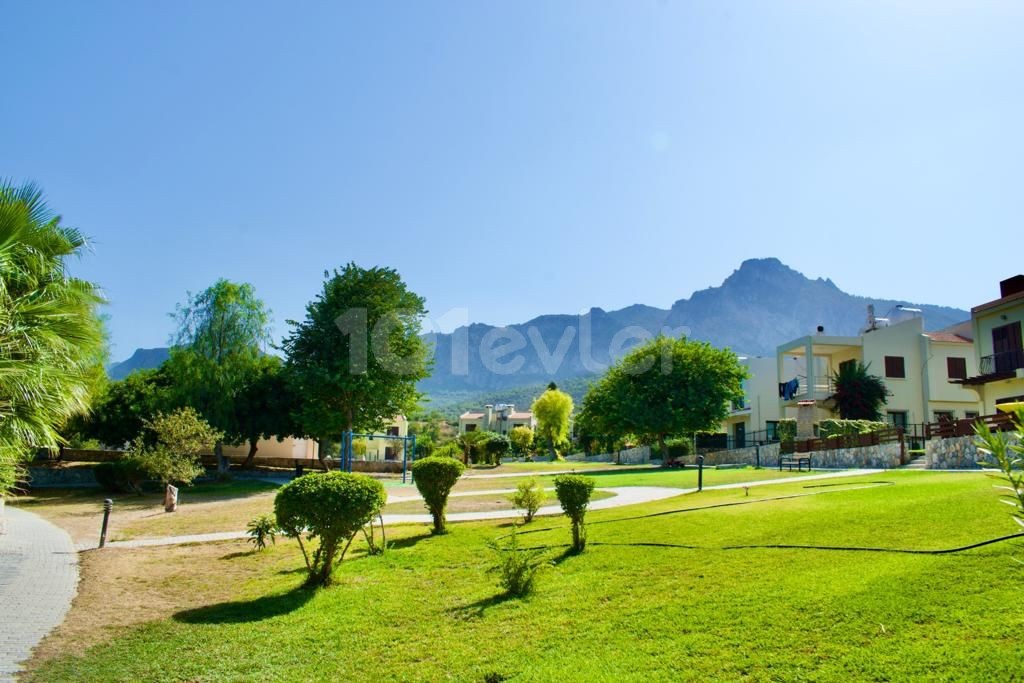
(27, 471), (1024, 681)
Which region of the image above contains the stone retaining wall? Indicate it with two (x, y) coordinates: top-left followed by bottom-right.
(925, 435), (996, 470)
(564, 445), (651, 465)
(703, 441), (901, 469)
(703, 443), (780, 467)
(806, 442), (902, 469)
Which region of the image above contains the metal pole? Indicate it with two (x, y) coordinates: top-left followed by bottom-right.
(755, 444), (761, 469)
(99, 498), (112, 548)
(697, 456), (704, 492)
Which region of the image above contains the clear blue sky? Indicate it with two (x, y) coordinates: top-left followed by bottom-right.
(3, 2), (1022, 360)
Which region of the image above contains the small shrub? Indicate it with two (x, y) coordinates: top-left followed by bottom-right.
(510, 426), (534, 455)
(247, 514), (278, 551)
(510, 477), (545, 523)
(275, 472), (387, 587)
(93, 459), (147, 494)
(488, 525), (549, 598)
(818, 419), (888, 439)
(554, 474), (596, 553)
(411, 456), (465, 534)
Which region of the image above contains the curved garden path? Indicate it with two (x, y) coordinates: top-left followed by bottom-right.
(0, 506), (78, 682)
(95, 469), (882, 549)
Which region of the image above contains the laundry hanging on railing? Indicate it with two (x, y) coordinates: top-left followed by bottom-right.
(778, 377), (800, 400)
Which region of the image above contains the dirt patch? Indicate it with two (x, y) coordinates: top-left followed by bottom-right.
(28, 539), (297, 666)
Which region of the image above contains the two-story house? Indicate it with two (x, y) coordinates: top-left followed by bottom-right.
(956, 276), (1024, 414)
(458, 404), (534, 435)
(775, 313), (981, 430)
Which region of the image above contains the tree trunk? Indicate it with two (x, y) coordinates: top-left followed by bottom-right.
(316, 440), (331, 471)
(215, 441), (229, 475)
(241, 439), (259, 469)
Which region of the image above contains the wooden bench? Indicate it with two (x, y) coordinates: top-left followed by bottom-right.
(778, 454), (811, 472)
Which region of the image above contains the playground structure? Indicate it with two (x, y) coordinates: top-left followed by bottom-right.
(338, 431), (417, 483)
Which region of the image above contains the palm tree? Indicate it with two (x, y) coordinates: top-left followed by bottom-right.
(829, 361), (889, 421)
(0, 181), (105, 494)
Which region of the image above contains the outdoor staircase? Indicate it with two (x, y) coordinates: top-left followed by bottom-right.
(901, 455), (928, 470)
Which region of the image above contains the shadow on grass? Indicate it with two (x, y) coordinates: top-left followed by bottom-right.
(175, 586), (314, 624)
(386, 532), (435, 551)
(449, 592), (515, 619)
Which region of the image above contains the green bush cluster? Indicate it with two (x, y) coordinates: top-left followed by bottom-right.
(411, 456), (465, 534)
(817, 419), (889, 439)
(93, 459), (147, 493)
(777, 419), (797, 444)
(664, 438), (691, 462)
(433, 441), (464, 460)
(554, 474), (596, 553)
(275, 472), (386, 587)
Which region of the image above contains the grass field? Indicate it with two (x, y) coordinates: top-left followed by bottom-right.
(12, 467), (805, 543)
(21, 470), (1024, 681)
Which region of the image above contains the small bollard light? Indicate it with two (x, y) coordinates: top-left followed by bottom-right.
(99, 498), (113, 548)
(697, 455), (705, 491)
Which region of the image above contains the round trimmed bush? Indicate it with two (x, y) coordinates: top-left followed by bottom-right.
(411, 456), (465, 534)
(274, 472), (386, 587)
(554, 474), (596, 552)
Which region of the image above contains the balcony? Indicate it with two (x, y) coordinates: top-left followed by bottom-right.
(979, 349), (1024, 375)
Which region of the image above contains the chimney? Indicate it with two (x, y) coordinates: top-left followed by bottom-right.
(485, 405), (493, 430)
(1000, 275), (1024, 299)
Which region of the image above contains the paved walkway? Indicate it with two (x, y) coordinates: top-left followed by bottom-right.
(91, 469), (884, 549)
(0, 506), (78, 682)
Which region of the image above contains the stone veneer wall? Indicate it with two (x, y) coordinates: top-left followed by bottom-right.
(704, 441), (901, 469)
(923, 435), (1007, 470)
(564, 445), (651, 465)
(703, 443), (780, 467)
(807, 442), (902, 469)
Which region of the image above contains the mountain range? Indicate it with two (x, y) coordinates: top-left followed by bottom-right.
(109, 258), (969, 399)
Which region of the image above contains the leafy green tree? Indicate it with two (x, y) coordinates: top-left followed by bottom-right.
(531, 388), (574, 459)
(281, 264), (430, 457)
(126, 407), (223, 496)
(829, 361), (889, 421)
(74, 368), (174, 448)
(0, 182), (106, 494)
(165, 279), (273, 473)
(509, 426), (534, 455)
(231, 355), (301, 468)
(579, 336), (746, 455)
(484, 433), (511, 465)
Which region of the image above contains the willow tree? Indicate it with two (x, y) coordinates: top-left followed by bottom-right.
(165, 279), (274, 473)
(0, 182), (105, 494)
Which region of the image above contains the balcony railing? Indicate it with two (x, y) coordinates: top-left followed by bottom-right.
(791, 379), (834, 399)
(979, 349), (1024, 375)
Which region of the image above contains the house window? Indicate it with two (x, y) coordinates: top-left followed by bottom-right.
(884, 356), (906, 378)
(946, 357), (967, 380)
(888, 411), (908, 430)
(933, 410), (955, 423)
(464, 424), (476, 432)
(387, 426), (400, 436)
(965, 411), (980, 421)
(765, 421), (779, 442)
(839, 359), (856, 374)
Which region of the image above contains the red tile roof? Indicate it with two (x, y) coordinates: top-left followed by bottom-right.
(460, 412), (485, 419)
(925, 332), (972, 344)
(509, 412), (533, 419)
